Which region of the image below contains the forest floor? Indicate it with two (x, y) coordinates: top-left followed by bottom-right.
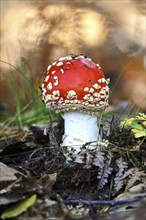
(0, 114), (146, 220)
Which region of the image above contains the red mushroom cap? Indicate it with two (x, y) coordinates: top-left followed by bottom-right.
(42, 54), (109, 115)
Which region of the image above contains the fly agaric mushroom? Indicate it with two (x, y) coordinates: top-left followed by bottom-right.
(42, 54), (109, 150)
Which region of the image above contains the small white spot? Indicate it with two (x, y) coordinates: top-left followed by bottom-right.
(106, 78), (110, 84)
(58, 97), (64, 103)
(42, 91), (46, 97)
(58, 97), (64, 104)
(73, 100), (78, 104)
(60, 69), (64, 74)
(84, 102), (89, 106)
(99, 101), (106, 106)
(52, 71), (56, 74)
(96, 64), (101, 69)
(100, 90), (106, 95)
(66, 55), (72, 60)
(75, 56), (80, 59)
(47, 65), (51, 71)
(100, 86), (109, 95)
(67, 90), (77, 99)
(59, 57), (66, 61)
(50, 90), (60, 100)
(86, 57), (92, 61)
(72, 107), (77, 110)
(93, 92), (99, 98)
(44, 75), (50, 82)
(95, 97), (100, 101)
(42, 83), (45, 89)
(65, 99), (71, 104)
(53, 76), (59, 86)
(100, 95), (106, 99)
(83, 94), (91, 101)
(98, 78), (106, 83)
(43, 88), (47, 93)
(84, 87), (89, 92)
(105, 85), (109, 91)
(79, 55), (84, 59)
(45, 94), (53, 101)
(57, 61), (63, 66)
(93, 83), (101, 89)
(89, 88), (95, 93)
(52, 90), (60, 97)
(47, 82), (53, 90)
(89, 96), (94, 102)
(52, 61), (57, 66)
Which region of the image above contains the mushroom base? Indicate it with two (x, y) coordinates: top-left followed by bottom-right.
(61, 111), (99, 151)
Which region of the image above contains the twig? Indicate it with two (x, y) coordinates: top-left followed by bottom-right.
(64, 196), (145, 206)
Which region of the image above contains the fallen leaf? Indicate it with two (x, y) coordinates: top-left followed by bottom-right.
(0, 162), (21, 182)
(1, 194), (37, 219)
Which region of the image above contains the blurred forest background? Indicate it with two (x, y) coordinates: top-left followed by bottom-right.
(0, 0), (145, 120)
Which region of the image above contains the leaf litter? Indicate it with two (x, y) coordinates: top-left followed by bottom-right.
(0, 115), (146, 219)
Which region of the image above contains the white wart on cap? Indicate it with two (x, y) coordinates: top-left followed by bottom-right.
(42, 54), (109, 115)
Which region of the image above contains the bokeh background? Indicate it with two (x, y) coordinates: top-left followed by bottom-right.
(0, 0), (145, 118)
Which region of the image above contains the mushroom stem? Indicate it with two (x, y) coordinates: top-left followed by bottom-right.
(61, 112), (99, 150)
